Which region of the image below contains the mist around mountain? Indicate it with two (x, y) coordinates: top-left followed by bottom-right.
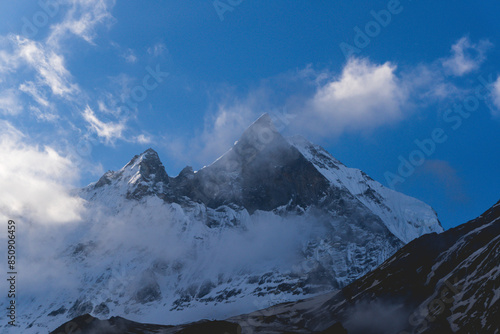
(1, 114), (443, 333)
(51, 199), (499, 334)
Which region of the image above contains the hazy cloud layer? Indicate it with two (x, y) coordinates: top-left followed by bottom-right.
(418, 159), (468, 203)
(0, 89), (23, 115)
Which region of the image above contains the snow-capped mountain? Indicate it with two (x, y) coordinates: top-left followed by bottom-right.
(2, 114), (442, 334)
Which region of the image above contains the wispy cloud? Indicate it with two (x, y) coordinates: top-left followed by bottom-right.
(182, 35), (494, 160)
(441, 36), (492, 77)
(134, 134), (152, 144)
(401, 63), (464, 103)
(13, 35), (79, 98)
(47, 0), (116, 47)
(19, 80), (51, 107)
(0, 0), (136, 151)
(122, 48), (138, 63)
(82, 105), (126, 143)
(418, 159), (468, 203)
(0, 89), (23, 115)
(189, 58), (409, 161)
(0, 38), (20, 74)
(163, 92), (265, 166)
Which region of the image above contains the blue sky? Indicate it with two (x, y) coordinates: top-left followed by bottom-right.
(0, 0), (498, 229)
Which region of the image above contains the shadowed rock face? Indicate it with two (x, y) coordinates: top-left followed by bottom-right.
(124, 148), (170, 200)
(93, 147), (170, 200)
(49, 314), (241, 334)
(174, 114), (332, 213)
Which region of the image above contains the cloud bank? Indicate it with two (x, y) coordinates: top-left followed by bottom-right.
(0, 121), (85, 225)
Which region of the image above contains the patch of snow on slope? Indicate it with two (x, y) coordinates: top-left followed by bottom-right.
(288, 135), (443, 243)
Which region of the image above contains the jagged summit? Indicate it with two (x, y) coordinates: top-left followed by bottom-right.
(204, 113), (283, 172)
(84, 114), (442, 241)
(187, 113), (331, 212)
(236, 113), (278, 146)
(88, 147), (169, 201)
(123, 148), (163, 171)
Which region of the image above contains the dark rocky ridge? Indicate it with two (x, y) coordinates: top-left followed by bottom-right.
(49, 314), (241, 334)
(183, 114), (332, 213)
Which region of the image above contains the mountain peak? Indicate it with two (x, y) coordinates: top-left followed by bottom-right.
(237, 113), (279, 147)
(125, 148), (161, 167)
(123, 148), (168, 182)
(90, 148), (169, 197)
(252, 112), (273, 127)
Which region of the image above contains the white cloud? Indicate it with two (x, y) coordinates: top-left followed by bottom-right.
(491, 76), (500, 117)
(162, 95), (264, 167)
(0, 50), (18, 74)
(161, 58), (409, 167)
(83, 105), (126, 143)
(0, 89), (23, 115)
(134, 134), (152, 144)
(301, 57), (407, 136)
(47, 0), (116, 47)
(14, 35), (79, 97)
(0, 121), (85, 225)
(29, 105), (59, 122)
(441, 37), (492, 76)
(200, 104), (258, 160)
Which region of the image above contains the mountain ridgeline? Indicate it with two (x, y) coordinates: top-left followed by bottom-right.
(87, 114), (442, 242)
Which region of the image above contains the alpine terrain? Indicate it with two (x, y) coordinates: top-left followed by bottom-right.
(52, 199), (499, 333)
(2, 114), (443, 333)
(226, 199), (500, 333)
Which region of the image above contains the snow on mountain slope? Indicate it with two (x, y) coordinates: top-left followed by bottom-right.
(1, 114), (442, 334)
(228, 199), (500, 333)
(288, 135), (443, 243)
(48, 201), (499, 334)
